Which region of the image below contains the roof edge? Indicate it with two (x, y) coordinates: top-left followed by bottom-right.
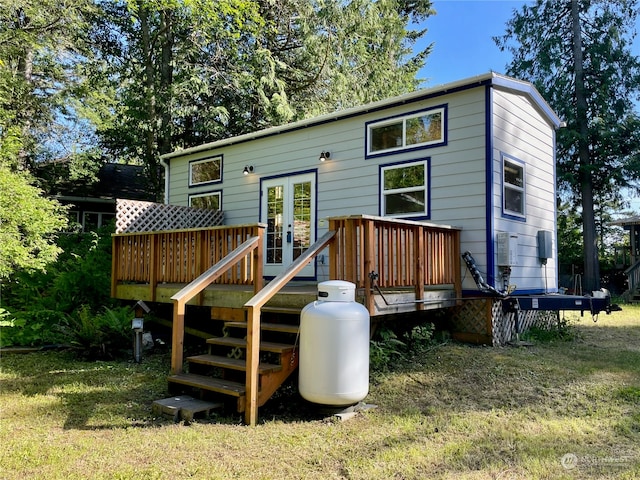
(490, 74), (563, 128)
(162, 72), (562, 161)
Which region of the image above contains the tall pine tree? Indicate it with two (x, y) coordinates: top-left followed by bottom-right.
(93, 0), (434, 198)
(495, 0), (640, 291)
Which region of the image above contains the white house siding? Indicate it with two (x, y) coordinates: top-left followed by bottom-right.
(491, 86), (558, 293)
(164, 75), (559, 291)
(168, 87), (489, 230)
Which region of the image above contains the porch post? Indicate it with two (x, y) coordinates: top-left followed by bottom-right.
(415, 226), (425, 311)
(245, 305), (261, 426)
(170, 299), (185, 375)
(253, 226), (264, 294)
(111, 236), (119, 298)
(328, 219), (338, 279)
(363, 218), (376, 314)
(149, 234), (158, 302)
(453, 230), (462, 303)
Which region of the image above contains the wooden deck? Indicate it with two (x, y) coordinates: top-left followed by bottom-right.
(113, 281), (458, 316)
(111, 214), (462, 425)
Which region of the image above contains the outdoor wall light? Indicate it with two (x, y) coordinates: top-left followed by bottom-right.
(243, 165), (254, 175)
(319, 151), (331, 162)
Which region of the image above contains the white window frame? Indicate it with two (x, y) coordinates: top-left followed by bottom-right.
(82, 211), (115, 231)
(189, 155), (222, 186)
(189, 191), (222, 210)
(379, 159), (429, 219)
(502, 155), (526, 219)
(367, 106), (446, 156)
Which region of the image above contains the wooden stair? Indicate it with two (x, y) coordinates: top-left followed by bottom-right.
(167, 306), (300, 413)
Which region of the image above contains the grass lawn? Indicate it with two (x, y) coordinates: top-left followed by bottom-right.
(1, 304), (639, 479)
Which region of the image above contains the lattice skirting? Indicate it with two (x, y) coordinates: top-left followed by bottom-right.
(450, 299), (559, 346)
(491, 303), (558, 346)
(116, 199), (224, 233)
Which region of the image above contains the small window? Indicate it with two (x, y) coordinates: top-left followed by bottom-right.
(503, 156), (525, 217)
(68, 210), (80, 224)
(189, 191), (221, 210)
(189, 156), (222, 186)
(380, 160), (429, 218)
(82, 212), (114, 231)
(367, 106), (445, 156)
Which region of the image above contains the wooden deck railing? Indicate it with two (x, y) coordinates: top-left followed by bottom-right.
(329, 215), (461, 312)
(170, 234), (263, 376)
(111, 224), (265, 300)
(243, 230), (336, 426)
(111, 215), (461, 426)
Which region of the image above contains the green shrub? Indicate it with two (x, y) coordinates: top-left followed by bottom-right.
(1, 223), (119, 348)
(0, 309), (68, 348)
(370, 322), (436, 372)
(370, 328), (406, 372)
(60, 305), (133, 359)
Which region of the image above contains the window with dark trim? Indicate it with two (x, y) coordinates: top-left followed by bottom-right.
(503, 155), (525, 218)
(189, 191), (222, 210)
(367, 106), (446, 156)
(380, 159), (429, 218)
(189, 155), (222, 186)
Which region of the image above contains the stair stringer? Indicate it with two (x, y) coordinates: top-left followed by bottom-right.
(255, 349), (298, 409)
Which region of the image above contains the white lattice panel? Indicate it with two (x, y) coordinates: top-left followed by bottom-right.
(116, 199), (224, 233)
(491, 301), (558, 346)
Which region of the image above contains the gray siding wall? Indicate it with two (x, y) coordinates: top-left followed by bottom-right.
(491, 87), (558, 293)
(166, 82), (557, 291)
(168, 87), (489, 230)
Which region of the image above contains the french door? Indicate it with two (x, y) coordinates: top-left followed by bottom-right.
(261, 172), (316, 278)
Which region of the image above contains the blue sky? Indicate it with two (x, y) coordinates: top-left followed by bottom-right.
(414, 0), (640, 212)
(417, 0), (529, 86)
(416, 0), (640, 87)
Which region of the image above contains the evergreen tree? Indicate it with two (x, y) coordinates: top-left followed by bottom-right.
(0, 0), (98, 165)
(495, 0), (640, 291)
(0, 1), (87, 277)
(93, 0), (434, 198)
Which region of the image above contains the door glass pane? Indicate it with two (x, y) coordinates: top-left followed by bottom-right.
(292, 181), (311, 261)
(266, 185), (284, 264)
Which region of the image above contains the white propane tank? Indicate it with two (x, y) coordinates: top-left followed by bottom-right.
(298, 280), (370, 406)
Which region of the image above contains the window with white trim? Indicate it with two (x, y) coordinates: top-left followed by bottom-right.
(189, 155), (222, 186)
(83, 212), (115, 230)
(367, 107), (445, 156)
(503, 156), (525, 217)
(189, 191), (221, 210)
(380, 160), (429, 218)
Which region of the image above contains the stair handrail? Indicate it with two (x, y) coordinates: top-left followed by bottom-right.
(624, 259), (640, 292)
(243, 229), (336, 426)
(169, 235), (262, 375)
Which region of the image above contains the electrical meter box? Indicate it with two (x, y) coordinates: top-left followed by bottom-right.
(496, 232), (518, 266)
(537, 230), (553, 262)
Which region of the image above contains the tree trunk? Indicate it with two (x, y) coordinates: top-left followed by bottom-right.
(15, 8), (34, 169)
(140, 6), (161, 199)
(158, 9), (174, 157)
(571, 0), (600, 292)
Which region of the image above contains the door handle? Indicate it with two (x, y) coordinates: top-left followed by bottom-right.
(286, 231), (292, 243)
